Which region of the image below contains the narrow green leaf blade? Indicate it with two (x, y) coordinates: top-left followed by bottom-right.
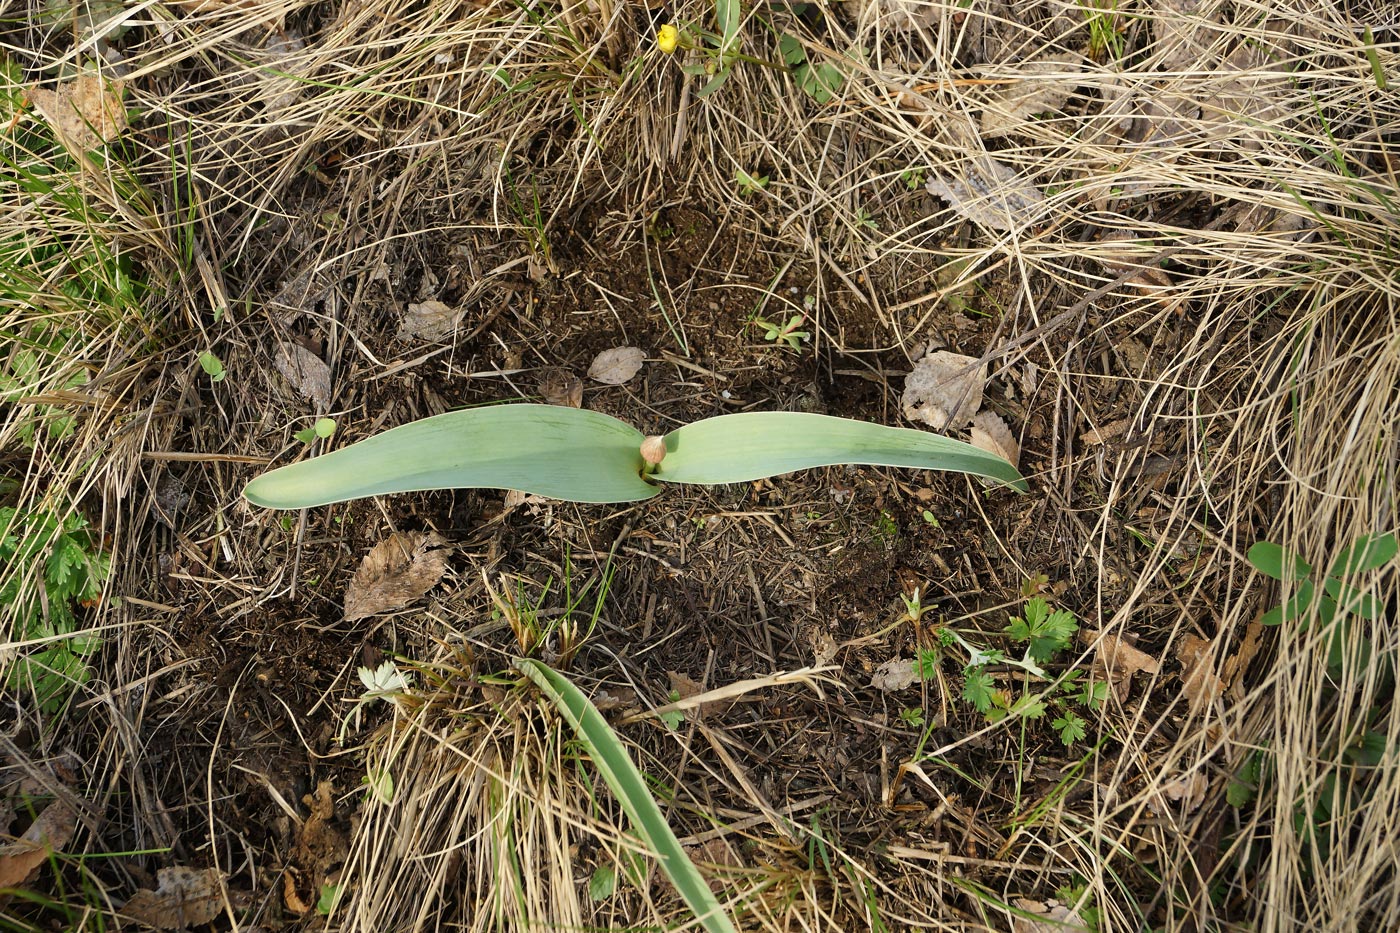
(515, 660), (738, 933)
(244, 404), (658, 508)
(652, 412), (1027, 491)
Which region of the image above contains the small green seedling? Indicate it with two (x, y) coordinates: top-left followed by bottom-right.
(898, 707), (926, 728)
(316, 884), (342, 916)
(735, 167), (769, 195)
(921, 593), (1096, 746)
(363, 767), (395, 804)
(778, 34), (844, 105)
(198, 350), (226, 383)
(901, 167), (927, 190)
(243, 404), (1027, 509)
(750, 313), (810, 350)
(295, 417), (337, 445)
(659, 690), (686, 730)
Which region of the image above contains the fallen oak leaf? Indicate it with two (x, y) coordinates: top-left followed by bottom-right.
(344, 531), (448, 621)
(1083, 628), (1160, 702)
(901, 350), (985, 431)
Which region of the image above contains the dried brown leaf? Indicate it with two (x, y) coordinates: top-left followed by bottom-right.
(1148, 771), (1210, 815)
(275, 343), (331, 409)
(0, 801), (76, 891)
(925, 158), (1047, 231)
(537, 368), (583, 407)
(27, 74), (127, 153)
(587, 347), (645, 385)
(666, 671), (728, 719)
(1085, 628), (1161, 702)
(1177, 633), (1223, 712)
(901, 351), (985, 431)
(592, 686), (640, 714)
(980, 57), (1085, 138)
(397, 300), (464, 341)
(344, 532), (448, 621)
(120, 866), (226, 929)
(1080, 417), (1131, 446)
(969, 411), (1020, 471)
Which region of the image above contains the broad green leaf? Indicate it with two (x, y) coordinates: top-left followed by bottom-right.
(244, 405), (658, 508)
(1323, 576), (1378, 619)
(653, 412), (1027, 491)
(1247, 541), (1311, 581)
(516, 660), (738, 933)
(1260, 579), (1315, 627)
(1326, 533), (1397, 579)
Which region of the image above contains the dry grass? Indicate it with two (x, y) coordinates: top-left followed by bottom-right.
(3, 0), (1397, 930)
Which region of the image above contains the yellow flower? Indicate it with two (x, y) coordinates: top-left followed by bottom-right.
(657, 24), (680, 54)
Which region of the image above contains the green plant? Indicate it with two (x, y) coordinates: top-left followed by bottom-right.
(1, 500), (110, 712)
(659, 690), (686, 730)
(198, 350), (226, 383)
(517, 659), (738, 933)
(735, 167), (769, 195)
(778, 34), (844, 105)
(486, 551), (615, 663)
(316, 883), (343, 916)
(749, 312), (809, 350)
(1248, 532), (1396, 668)
(900, 167), (927, 190)
(921, 595), (1100, 747)
(242, 404), (1027, 509)
(1230, 533), (1397, 867)
(898, 706), (925, 728)
(1081, 0), (1125, 60)
(295, 417), (337, 445)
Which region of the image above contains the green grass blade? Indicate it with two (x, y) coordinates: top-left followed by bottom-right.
(652, 411), (1028, 492)
(515, 659), (739, 933)
(243, 404), (658, 508)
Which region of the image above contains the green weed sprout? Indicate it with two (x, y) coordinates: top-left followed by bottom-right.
(242, 404), (1027, 509)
